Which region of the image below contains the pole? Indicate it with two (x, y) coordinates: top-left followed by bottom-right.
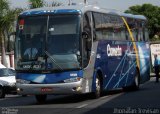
(84, 0), (87, 4)
(68, 0), (71, 6)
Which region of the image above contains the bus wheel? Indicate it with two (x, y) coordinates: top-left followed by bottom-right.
(92, 74), (101, 99)
(132, 71), (140, 90)
(123, 71), (140, 91)
(35, 95), (47, 103)
(0, 86), (5, 98)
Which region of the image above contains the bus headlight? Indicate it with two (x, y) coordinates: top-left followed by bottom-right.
(64, 77), (81, 83)
(16, 79), (30, 84)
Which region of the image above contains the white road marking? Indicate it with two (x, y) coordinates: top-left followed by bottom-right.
(76, 104), (88, 108)
(100, 95), (110, 99)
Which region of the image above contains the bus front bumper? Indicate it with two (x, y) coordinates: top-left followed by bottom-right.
(16, 81), (83, 95)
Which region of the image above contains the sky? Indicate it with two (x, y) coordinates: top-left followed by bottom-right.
(9, 0), (160, 12)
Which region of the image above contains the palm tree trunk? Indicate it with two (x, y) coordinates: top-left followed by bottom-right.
(0, 31), (8, 67)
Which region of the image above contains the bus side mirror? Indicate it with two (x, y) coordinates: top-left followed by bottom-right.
(82, 31), (91, 51)
(8, 32), (16, 52)
(82, 31), (89, 39)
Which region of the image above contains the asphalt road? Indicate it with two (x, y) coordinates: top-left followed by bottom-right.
(0, 77), (160, 114)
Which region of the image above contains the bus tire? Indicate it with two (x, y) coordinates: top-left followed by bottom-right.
(92, 74), (102, 99)
(132, 70), (140, 90)
(35, 95), (47, 103)
(123, 70), (140, 91)
(0, 86), (5, 98)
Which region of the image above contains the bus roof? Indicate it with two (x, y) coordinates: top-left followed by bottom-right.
(20, 4), (120, 16)
(20, 4), (146, 20)
(120, 13), (147, 20)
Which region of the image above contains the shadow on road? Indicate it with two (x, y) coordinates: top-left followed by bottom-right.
(1, 78), (158, 108)
(83, 78), (160, 114)
(0, 88), (124, 107)
(39, 89), (125, 105)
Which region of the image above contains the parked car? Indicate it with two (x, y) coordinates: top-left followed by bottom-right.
(0, 65), (16, 98)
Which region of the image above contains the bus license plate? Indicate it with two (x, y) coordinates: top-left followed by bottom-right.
(41, 87), (53, 92)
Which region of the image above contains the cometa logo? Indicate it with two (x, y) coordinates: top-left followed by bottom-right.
(107, 44), (122, 56)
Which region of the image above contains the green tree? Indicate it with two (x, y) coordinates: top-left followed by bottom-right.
(7, 8), (23, 51)
(28, 0), (62, 8)
(0, 0), (21, 66)
(29, 0), (44, 9)
(125, 4), (160, 40)
(0, 0), (10, 66)
(51, 2), (62, 7)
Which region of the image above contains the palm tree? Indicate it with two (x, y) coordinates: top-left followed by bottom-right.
(0, 0), (10, 67)
(0, 0), (20, 67)
(7, 8), (23, 51)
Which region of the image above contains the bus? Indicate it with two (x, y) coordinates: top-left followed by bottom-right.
(15, 4), (150, 103)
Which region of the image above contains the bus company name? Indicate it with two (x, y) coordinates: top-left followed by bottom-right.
(107, 44), (122, 57)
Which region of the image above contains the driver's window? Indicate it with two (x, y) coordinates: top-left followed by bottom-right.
(83, 12), (92, 68)
(83, 12), (91, 37)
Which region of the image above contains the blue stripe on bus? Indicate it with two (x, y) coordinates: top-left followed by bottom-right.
(16, 70), (83, 84)
(113, 61), (136, 88)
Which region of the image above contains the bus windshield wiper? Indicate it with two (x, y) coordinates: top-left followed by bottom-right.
(44, 50), (63, 71)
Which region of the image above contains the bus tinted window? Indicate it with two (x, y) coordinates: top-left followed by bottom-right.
(127, 18), (138, 41)
(143, 21), (149, 41)
(145, 28), (149, 41)
(101, 14), (113, 40)
(93, 13), (127, 41)
(91, 12), (148, 42)
(112, 16), (126, 41)
(137, 21), (144, 41)
(93, 12), (102, 40)
(125, 17), (148, 42)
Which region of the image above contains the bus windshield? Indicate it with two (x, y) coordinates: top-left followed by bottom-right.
(15, 15), (81, 71)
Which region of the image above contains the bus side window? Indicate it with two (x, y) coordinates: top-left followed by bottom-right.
(110, 15), (118, 40)
(142, 21), (148, 41)
(122, 17), (130, 41)
(139, 28), (143, 41)
(145, 28), (149, 41)
(125, 28), (129, 40)
(114, 16), (126, 41)
(107, 15), (114, 40)
(93, 12), (102, 40)
(137, 21), (143, 41)
(128, 18), (138, 41)
(102, 14), (112, 40)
